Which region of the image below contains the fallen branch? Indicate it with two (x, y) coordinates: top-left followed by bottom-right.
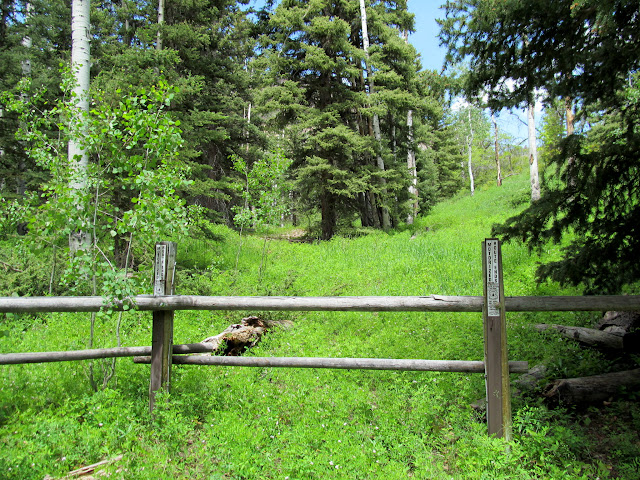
(42, 454), (124, 479)
(0, 260), (22, 272)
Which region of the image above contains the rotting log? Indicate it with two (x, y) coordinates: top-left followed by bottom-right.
(536, 324), (640, 353)
(201, 316), (272, 356)
(2, 294), (640, 314)
(514, 364), (548, 393)
(597, 311), (640, 332)
(133, 355), (529, 373)
(543, 369), (640, 405)
(0, 343), (214, 365)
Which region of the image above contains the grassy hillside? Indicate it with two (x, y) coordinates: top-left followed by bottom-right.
(1, 172), (638, 479)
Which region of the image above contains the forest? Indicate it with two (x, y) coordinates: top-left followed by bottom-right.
(0, 0), (639, 478)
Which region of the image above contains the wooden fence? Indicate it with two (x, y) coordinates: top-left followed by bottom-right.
(1, 240), (640, 440)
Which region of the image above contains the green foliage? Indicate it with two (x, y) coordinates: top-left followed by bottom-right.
(258, 0), (444, 238)
(2, 172), (639, 478)
(231, 148), (292, 229)
(440, 0), (640, 293)
(2, 77), (191, 298)
(538, 102), (565, 176)
(495, 75), (640, 293)
(439, 0), (640, 111)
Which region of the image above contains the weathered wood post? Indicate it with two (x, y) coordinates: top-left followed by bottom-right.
(482, 239), (512, 440)
(150, 241), (177, 413)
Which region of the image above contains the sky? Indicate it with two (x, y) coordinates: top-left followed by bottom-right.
(406, 1), (533, 141)
(406, 1), (446, 73)
(248, 0), (533, 141)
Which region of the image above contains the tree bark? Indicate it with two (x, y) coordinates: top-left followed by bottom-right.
(527, 102), (541, 202)
(536, 323), (639, 353)
(69, 0), (91, 253)
(407, 109), (418, 223)
(536, 323), (623, 350)
(467, 109), (475, 196)
(492, 112), (502, 186)
(543, 369), (640, 405)
(157, 0), (164, 51)
(359, 0), (390, 231)
(200, 316), (270, 356)
(320, 189), (336, 240)
(565, 96), (576, 187)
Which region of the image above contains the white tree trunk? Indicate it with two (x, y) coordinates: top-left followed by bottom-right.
(406, 109), (418, 223)
(69, 0), (91, 252)
(402, 31), (418, 224)
(467, 109), (475, 196)
(17, 3), (33, 198)
(491, 112), (502, 186)
(157, 0), (164, 51)
(359, 0), (390, 231)
(527, 103), (541, 202)
(565, 97), (576, 187)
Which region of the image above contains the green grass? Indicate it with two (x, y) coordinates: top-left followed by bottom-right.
(1, 171), (638, 479)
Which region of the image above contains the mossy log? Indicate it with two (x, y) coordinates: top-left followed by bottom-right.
(543, 369), (640, 405)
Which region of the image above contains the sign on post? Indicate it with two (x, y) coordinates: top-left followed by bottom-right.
(150, 241), (177, 413)
(482, 239), (512, 440)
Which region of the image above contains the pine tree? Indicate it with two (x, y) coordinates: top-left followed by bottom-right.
(440, 0), (640, 293)
(259, 0), (427, 238)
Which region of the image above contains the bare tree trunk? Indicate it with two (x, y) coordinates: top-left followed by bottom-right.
(156, 0), (164, 51)
(402, 30), (418, 222)
(17, 2), (32, 198)
(407, 108), (418, 223)
(466, 109), (475, 196)
(359, 0), (390, 231)
(565, 96), (576, 187)
(69, 0), (91, 253)
(491, 112), (502, 186)
(527, 102), (541, 202)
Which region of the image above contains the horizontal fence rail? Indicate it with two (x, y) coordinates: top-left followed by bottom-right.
(132, 355), (530, 373)
(2, 294), (640, 314)
(0, 343), (214, 365)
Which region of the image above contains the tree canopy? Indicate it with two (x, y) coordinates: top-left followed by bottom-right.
(440, 0), (640, 293)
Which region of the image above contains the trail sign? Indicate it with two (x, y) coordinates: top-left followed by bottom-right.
(482, 239), (512, 440)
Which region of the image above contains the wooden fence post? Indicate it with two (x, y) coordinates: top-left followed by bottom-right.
(482, 239), (512, 440)
(150, 241), (177, 413)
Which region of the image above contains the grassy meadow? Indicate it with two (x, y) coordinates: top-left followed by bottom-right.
(1, 172), (639, 479)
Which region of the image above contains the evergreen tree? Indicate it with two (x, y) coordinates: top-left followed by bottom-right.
(0, 0), (69, 201)
(440, 0), (640, 293)
(259, 0), (427, 238)
(90, 0), (261, 223)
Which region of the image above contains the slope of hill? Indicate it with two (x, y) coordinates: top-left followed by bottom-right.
(0, 172), (638, 479)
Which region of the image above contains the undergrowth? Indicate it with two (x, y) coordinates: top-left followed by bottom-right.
(0, 171), (638, 479)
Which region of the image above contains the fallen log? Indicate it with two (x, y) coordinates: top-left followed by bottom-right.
(597, 311), (640, 333)
(535, 324), (640, 352)
(543, 368), (640, 405)
(514, 364), (548, 393)
(201, 316), (272, 356)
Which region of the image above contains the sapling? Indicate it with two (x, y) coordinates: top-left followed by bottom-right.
(1, 77), (192, 390)
(230, 149), (292, 280)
